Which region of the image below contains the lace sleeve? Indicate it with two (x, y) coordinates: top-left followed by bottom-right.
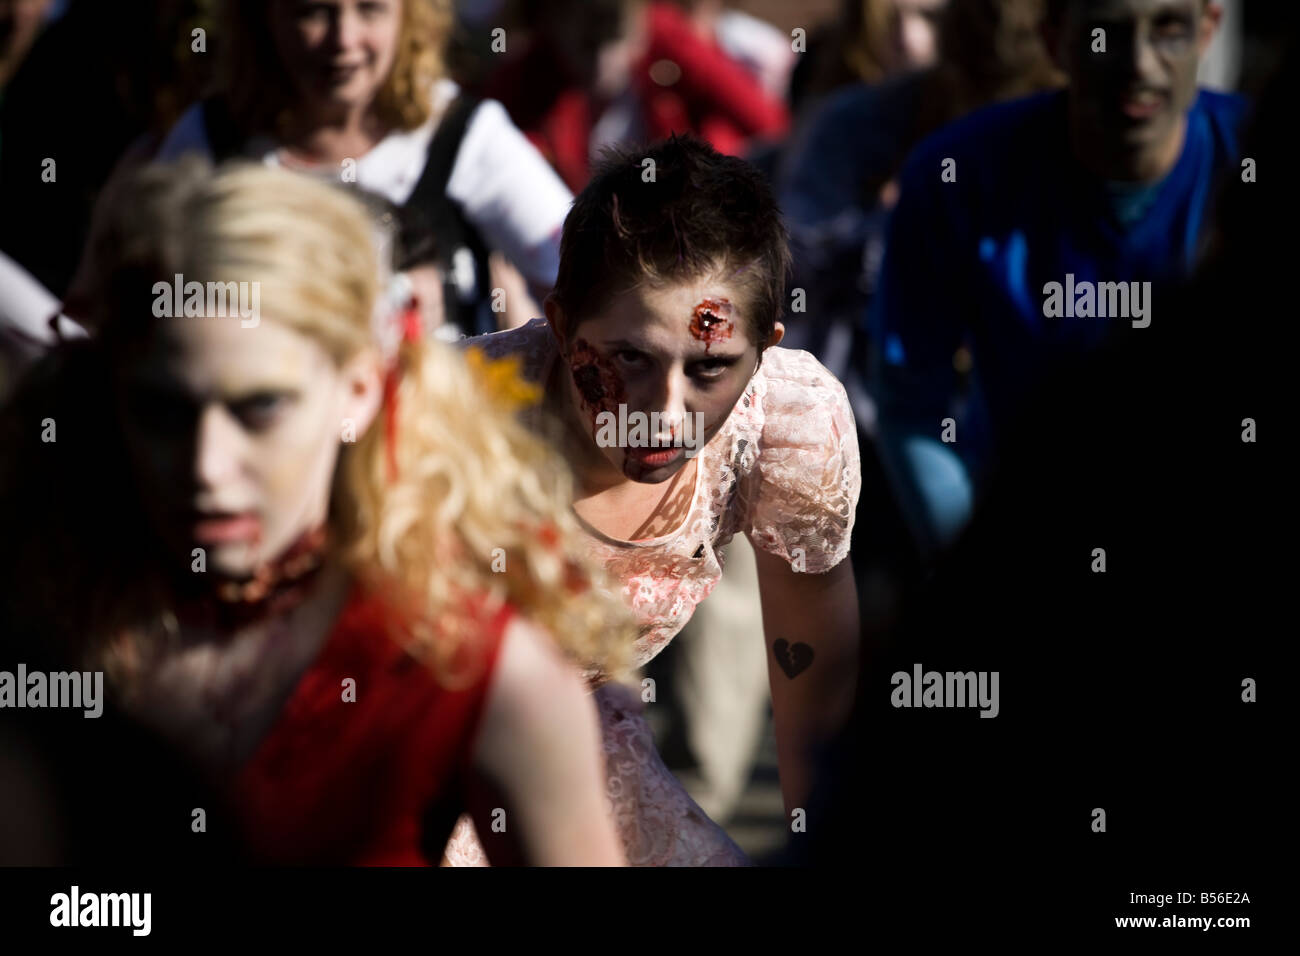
(744, 349), (861, 574)
(463, 318), (552, 375)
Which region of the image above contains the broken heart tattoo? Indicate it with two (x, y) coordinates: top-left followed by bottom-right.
(772, 639), (814, 679)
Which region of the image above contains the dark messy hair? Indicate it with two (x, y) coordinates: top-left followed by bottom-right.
(551, 134), (791, 352)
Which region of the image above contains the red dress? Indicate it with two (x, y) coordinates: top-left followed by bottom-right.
(229, 585), (512, 865)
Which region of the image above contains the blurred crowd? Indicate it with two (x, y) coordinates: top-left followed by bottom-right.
(0, 0), (1289, 871)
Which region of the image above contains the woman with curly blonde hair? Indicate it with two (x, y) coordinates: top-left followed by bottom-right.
(154, 0), (572, 337)
(0, 158), (630, 865)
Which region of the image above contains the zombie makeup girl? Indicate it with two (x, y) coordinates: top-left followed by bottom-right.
(449, 134), (862, 866)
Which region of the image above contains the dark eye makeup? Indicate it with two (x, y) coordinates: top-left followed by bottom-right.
(123, 381), (297, 435)
(606, 346), (743, 384)
(689, 356), (742, 381)
(229, 392), (295, 430)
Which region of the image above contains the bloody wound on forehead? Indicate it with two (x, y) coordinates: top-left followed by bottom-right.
(689, 298), (734, 353)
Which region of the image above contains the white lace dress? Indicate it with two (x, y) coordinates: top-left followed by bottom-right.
(445, 319), (861, 865)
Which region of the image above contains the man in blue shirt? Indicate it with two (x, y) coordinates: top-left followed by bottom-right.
(871, 0), (1243, 557)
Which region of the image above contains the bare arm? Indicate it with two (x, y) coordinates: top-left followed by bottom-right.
(487, 252), (543, 331)
(464, 616), (625, 866)
(750, 545), (860, 817)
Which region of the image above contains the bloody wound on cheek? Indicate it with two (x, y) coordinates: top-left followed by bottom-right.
(689, 298), (735, 353)
(568, 338), (625, 418)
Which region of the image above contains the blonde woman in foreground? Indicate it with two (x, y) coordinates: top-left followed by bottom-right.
(0, 159), (629, 866)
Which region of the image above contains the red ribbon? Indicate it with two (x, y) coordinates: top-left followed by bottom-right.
(383, 303), (424, 483)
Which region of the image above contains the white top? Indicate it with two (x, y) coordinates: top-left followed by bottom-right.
(155, 79), (573, 293)
(0, 251), (86, 345)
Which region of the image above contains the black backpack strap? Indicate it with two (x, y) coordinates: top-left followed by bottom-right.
(403, 94), (495, 337)
(409, 94), (482, 209)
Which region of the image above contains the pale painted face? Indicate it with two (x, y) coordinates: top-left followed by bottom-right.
(269, 0), (403, 120)
(552, 273), (781, 484)
(1060, 0), (1216, 172)
(116, 314), (381, 580)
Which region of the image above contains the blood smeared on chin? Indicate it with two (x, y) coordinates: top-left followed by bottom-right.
(568, 337), (625, 423)
(689, 298), (735, 353)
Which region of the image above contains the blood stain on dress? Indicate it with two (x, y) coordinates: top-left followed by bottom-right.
(689, 298), (735, 353)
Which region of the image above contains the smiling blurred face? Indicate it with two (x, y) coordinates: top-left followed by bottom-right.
(555, 273), (774, 484)
(1060, 0), (1218, 177)
(116, 316), (377, 580)
(269, 0), (402, 119)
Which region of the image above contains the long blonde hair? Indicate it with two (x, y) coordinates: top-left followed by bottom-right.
(8, 159), (632, 691)
(219, 0), (451, 139)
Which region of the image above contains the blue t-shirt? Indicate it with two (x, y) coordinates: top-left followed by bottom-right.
(869, 88), (1246, 547)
